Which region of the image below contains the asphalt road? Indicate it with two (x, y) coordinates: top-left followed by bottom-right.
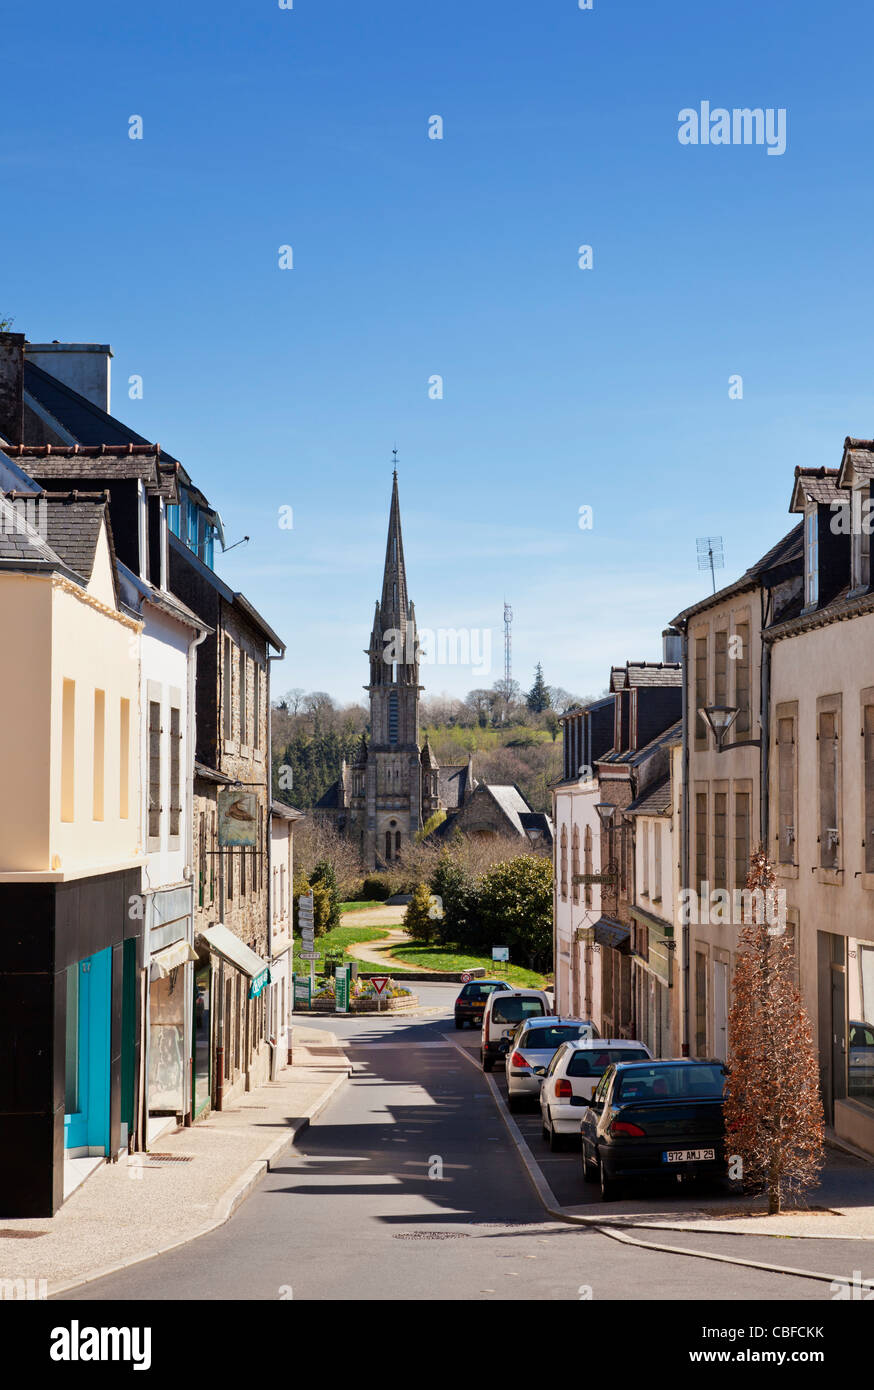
(60, 984), (871, 1301)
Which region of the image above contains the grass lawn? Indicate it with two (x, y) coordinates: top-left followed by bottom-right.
(292, 922), (389, 975)
(339, 900), (386, 912)
(388, 941), (548, 988)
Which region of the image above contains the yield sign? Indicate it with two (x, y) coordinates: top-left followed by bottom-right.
(371, 976), (390, 995)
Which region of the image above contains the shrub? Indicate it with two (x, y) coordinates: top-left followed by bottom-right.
(361, 874), (393, 901)
(404, 882), (437, 944)
(311, 859), (341, 932)
(477, 855), (553, 971)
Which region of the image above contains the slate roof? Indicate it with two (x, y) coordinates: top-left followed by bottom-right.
(0, 492), (65, 566)
(598, 718), (682, 767)
(40, 491), (111, 584)
(23, 359), (179, 457)
(7, 442), (178, 498)
(314, 779), (342, 810)
(790, 466), (842, 511)
(624, 777), (672, 817)
(671, 523), (803, 627)
(437, 764), (471, 809)
(116, 559), (208, 633)
(481, 784), (533, 836)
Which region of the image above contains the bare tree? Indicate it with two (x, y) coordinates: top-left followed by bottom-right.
(724, 847), (824, 1214)
(294, 816), (363, 898)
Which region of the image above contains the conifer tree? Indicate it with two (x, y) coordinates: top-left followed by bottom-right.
(526, 663), (552, 713)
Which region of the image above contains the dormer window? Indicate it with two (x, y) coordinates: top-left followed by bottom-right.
(805, 508), (819, 607)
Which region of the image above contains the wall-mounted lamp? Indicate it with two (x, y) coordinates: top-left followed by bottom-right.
(698, 705), (761, 753)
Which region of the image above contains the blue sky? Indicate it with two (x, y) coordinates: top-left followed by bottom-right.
(4, 0), (874, 703)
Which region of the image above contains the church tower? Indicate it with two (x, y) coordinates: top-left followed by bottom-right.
(360, 469), (423, 865)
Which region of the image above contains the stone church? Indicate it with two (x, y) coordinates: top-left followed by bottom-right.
(316, 472), (553, 868)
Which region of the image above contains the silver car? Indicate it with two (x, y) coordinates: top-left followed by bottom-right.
(504, 1017), (599, 1110)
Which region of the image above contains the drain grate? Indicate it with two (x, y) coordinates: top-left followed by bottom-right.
(146, 1153), (195, 1162)
(392, 1232), (470, 1241)
(0, 1230), (45, 1239)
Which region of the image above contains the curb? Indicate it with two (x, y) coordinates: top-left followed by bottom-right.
(49, 1066), (350, 1299)
(443, 1034), (871, 1285)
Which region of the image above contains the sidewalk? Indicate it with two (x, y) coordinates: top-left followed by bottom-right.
(0, 1027), (350, 1296)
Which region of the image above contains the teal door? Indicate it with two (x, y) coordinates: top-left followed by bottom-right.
(64, 948), (112, 1154)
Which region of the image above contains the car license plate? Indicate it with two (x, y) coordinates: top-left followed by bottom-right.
(663, 1148), (715, 1163)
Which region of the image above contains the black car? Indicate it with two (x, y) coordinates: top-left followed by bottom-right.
(454, 979), (511, 1028)
(579, 1058), (727, 1201)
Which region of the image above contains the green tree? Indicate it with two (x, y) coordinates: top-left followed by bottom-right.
(403, 882), (436, 943)
(477, 855), (553, 971)
(429, 850), (479, 949)
(526, 663), (552, 713)
(311, 859), (341, 932)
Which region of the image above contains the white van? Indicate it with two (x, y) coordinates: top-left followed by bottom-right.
(480, 988), (553, 1071)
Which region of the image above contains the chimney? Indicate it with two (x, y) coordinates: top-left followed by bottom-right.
(25, 341), (113, 414)
(662, 627), (682, 664)
(0, 332), (25, 445)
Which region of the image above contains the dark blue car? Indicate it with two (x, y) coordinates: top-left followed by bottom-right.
(579, 1058), (728, 1201)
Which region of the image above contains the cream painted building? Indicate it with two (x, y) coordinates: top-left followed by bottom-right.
(765, 448), (874, 1156)
(0, 487), (144, 1216)
(670, 526), (802, 1061)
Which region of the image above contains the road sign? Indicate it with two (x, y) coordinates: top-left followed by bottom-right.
(460, 972), (472, 983)
(293, 975), (311, 1009)
(492, 946), (509, 962)
(371, 976), (390, 995)
(299, 951), (321, 961)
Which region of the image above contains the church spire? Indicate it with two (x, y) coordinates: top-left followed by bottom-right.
(380, 465), (409, 629)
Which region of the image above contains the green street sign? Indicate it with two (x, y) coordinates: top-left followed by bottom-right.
(293, 975), (311, 1009)
(335, 965), (350, 1014)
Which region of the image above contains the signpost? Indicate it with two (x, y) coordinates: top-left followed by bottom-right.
(491, 945), (509, 979)
(460, 972), (472, 984)
(298, 891), (316, 993)
(370, 975), (390, 1013)
(335, 964), (350, 1014)
(293, 975), (311, 1010)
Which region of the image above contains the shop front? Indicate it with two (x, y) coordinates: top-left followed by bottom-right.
(144, 886), (196, 1137)
(197, 925), (271, 1109)
(835, 933), (874, 1155)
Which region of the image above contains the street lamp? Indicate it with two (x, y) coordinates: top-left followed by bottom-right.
(594, 802), (617, 830)
(698, 704), (761, 753)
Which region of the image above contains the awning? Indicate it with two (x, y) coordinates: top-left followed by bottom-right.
(198, 924), (271, 998)
(593, 918), (632, 953)
(150, 940), (198, 979)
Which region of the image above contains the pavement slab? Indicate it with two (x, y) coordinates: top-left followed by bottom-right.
(0, 1027), (350, 1295)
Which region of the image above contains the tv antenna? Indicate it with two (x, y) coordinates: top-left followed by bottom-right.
(696, 536), (724, 594)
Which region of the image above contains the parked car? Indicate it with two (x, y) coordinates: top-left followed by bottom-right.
(480, 988), (552, 1071)
(579, 1058), (728, 1201)
(504, 1018), (600, 1111)
(454, 978), (512, 1029)
(539, 1038), (652, 1149)
(849, 1020), (874, 1097)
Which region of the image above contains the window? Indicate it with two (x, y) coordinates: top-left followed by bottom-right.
(818, 709), (840, 869)
(385, 831), (392, 862)
(572, 825), (580, 904)
(734, 790), (751, 890)
(223, 638), (233, 740)
(713, 791), (727, 889)
(734, 622), (750, 733)
(695, 792), (707, 894)
(119, 698), (130, 819)
(169, 706), (181, 837)
(777, 715), (796, 865)
(395, 830), (401, 857)
(641, 822), (649, 897)
(227, 846), (233, 901)
(865, 705), (874, 874)
(560, 825), (568, 901)
(805, 509), (819, 606)
(254, 664), (261, 750)
(695, 952), (707, 1058)
(61, 679), (76, 822)
(694, 637), (708, 743)
(198, 815), (206, 909)
(388, 692), (398, 745)
(148, 700), (162, 840)
(92, 690), (105, 821)
(653, 821), (662, 900)
(224, 978), (233, 1079)
(852, 487), (871, 591)
(239, 651), (247, 745)
(714, 630), (728, 707)
(583, 825), (593, 908)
